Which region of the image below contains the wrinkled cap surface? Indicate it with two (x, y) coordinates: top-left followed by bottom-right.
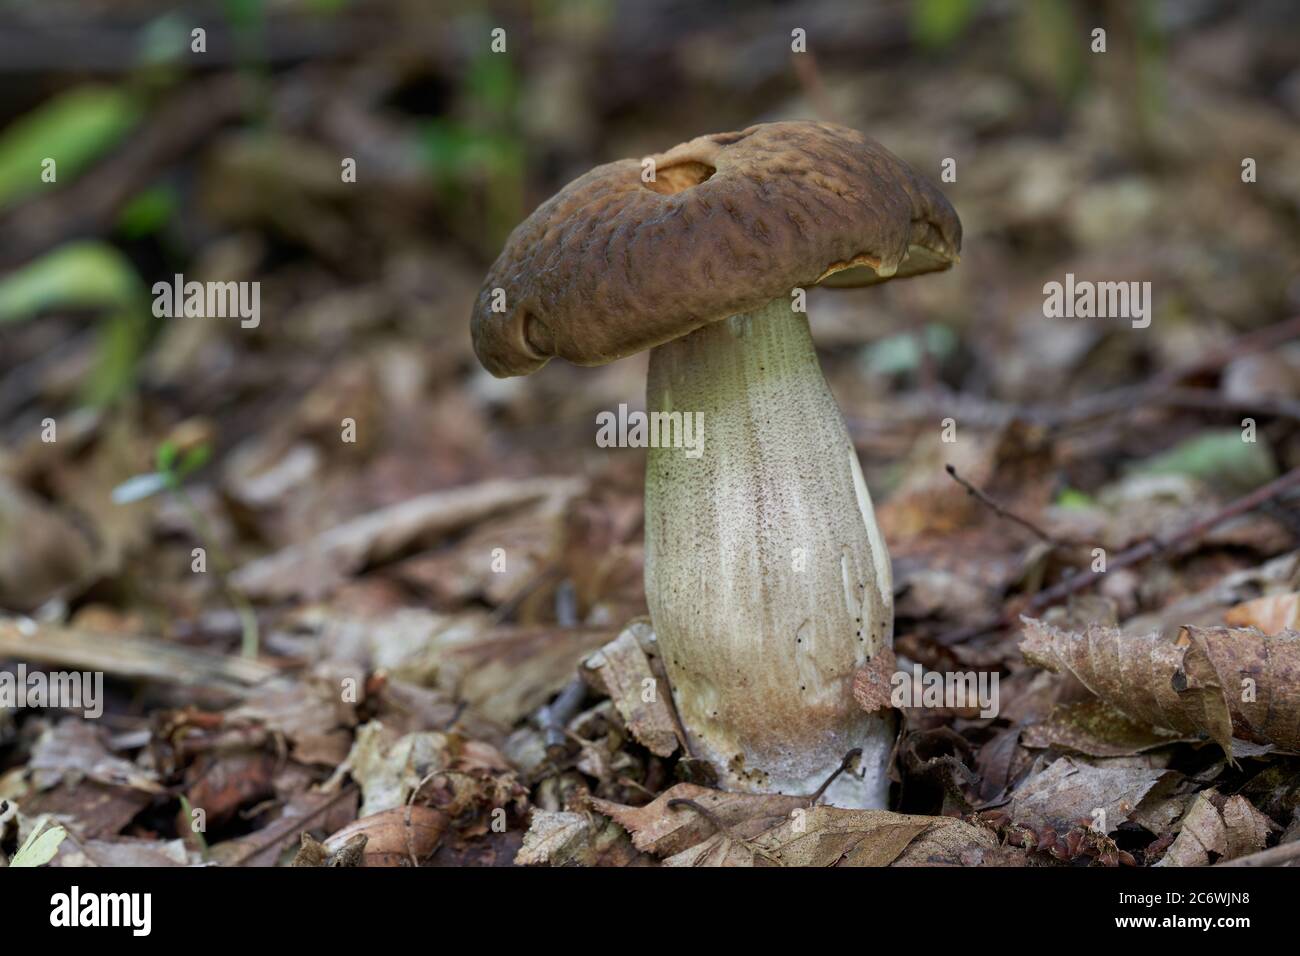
(472, 121), (961, 377)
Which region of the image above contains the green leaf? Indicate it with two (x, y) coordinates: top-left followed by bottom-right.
(1054, 488), (1095, 510)
(11, 818), (68, 867)
(176, 444), (212, 479)
(84, 308), (151, 407)
(0, 241), (145, 323)
(912, 0), (979, 50)
(0, 85), (141, 210)
(1128, 429), (1278, 495)
(116, 183), (179, 239)
(861, 324), (957, 376)
(466, 48), (517, 115)
(155, 440), (180, 475)
(136, 13), (192, 69)
(0, 241), (153, 406)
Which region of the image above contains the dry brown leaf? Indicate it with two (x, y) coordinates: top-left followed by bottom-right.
(227, 664), (358, 767)
(345, 722), (451, 817)
(324, 805), (447, 866)
(589, 783), (805, 858)
(391, 500), (566, 608)
(441, 625), (612, 725)
(1020, 617), (1300, 756)
(231, 477), (584, 601)
(591, 785), (995, 867)
(0, 619), (276, 693)
(514, 809), (647, 866)
(311, 607), (610, 727)
(677, 806), (996, 867)
(1127, 793), (1199, 836)
(1225, 592), (1300, 635)
(185, 749), (277, 827)
(18, 782), (152, 841)
(514, 811), (586, 865)
(1022, 698), (1192, 757)
(1154, 791), (1277, 867)
(27, 719), (162, 795)
(1007, 756), (1182, 835)
(341, 720), (523, 825)
(50, 836), (195, 867)
(584, 621), (683, 757)
(876, 422), (1053, 542)
(890, 816), (1008, 866)
(0, 477), (97, 612)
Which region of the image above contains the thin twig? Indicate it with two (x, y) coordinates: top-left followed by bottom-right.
(935, 465), (1300, 645)
(535, 677), (588, 758)
(1037, 314), (1300, 430)
(226, 785), (358, 867)
(846, 315), (1300, 439)
(1027, 466), (1300, 607)
(487, 566), (563, 626)
(667, 798), (781, 864)
(808, 748), (862, 806)
(944, 464), (1077, 547)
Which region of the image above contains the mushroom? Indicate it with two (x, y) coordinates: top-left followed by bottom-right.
(472, 121), (960, 807)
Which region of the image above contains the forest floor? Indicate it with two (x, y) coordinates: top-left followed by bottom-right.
(1, 0), (1299, 867)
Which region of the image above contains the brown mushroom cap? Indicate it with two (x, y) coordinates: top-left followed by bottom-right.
(472, 121), (961, 377)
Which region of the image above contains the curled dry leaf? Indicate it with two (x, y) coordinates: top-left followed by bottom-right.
(583, 620), (683, 757)
(1153, 790), (1277, 867)
(683, 805), (997, 868)
(1225, 592), (1300, 635)
(27, 719), (162, 795)
(1021, 698), (1192, 758)
(589, 783), (806, 858)
(346, 722), (452, 817)
(1007, 756), (1183, 835)
(1020, 617), (1300, 756)
(343, 721), (524, 825)
(590, 783), (997, 867)
(513, 809), (647, 867)
(323, 806), (447, 867)
(227, 665), (358, 767)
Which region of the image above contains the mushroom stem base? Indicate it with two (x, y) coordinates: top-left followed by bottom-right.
(644, 296), (895, 808)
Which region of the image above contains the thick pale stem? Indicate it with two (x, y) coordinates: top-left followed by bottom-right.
(644, 296), (895, 808)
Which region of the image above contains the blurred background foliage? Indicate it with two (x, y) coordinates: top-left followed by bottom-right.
(0, 0), (1297, 626)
